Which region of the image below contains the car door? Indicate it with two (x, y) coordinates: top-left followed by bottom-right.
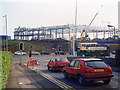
(66, 60), (75, 77)
(48, 59), (52, 68)
(52, 58), (56, 67)
(50, 58), (55, 67)
(71, 60), (81, 78)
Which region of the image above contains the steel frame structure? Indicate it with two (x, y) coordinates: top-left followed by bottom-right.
(14, 24), (119, 40)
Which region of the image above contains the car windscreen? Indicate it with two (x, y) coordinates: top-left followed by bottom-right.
(60, 51), (63, 53)
(56, 58), (68, 62)
(85, 60), (108, 68)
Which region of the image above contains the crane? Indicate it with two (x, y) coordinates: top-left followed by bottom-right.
(78, 4), (103, 41)
(89, 4), (103, 26)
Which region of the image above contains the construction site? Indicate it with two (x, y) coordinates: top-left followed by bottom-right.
(13, 25), (120, 55)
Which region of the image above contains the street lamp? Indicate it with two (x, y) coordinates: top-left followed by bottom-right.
(107, 25), (116, 40)
(72, 0), (78, 57)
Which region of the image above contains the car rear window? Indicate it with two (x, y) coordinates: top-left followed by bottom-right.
(56, 58), (68, 62)
(85, 60), (108, 68)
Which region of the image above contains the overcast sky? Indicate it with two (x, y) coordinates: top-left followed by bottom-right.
(0, 0), (119, 39)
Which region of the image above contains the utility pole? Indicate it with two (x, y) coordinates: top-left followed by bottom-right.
(3, 15), (8, 51)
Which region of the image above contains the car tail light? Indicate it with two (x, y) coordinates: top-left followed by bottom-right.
(108, 67), (112, 71)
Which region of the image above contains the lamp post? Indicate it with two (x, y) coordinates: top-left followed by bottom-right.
(107, 25), (115, 40)
(72, 0), (78, 57)
(3, 15), (8, 51)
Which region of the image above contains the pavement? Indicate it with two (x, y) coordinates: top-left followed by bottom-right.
(6, 63), (60, 89)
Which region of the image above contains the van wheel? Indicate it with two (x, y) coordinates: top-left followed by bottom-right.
(103, 80), (110, 84)
(63, 71), (68, 79)
(78, 76), (84, 85)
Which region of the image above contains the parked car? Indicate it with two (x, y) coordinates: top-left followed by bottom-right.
(47, 57), (70, 71)
(63, 58), (114, 85)
(14, 51), (26, 55)
(55, 51), (66, 55)
(41, 51), (51, 55)
(110, 51), (115, 58)
(31, 51), (40, 55)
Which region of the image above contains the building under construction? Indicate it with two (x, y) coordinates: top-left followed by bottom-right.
(14, 24), (119, 41)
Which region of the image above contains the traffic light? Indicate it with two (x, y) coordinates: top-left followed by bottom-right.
(19, 42), (24, 50)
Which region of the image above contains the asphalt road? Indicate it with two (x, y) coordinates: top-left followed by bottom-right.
(13, 54), (120, 89)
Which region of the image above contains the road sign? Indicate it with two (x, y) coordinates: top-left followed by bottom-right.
(29, 60), (37, 66)
(19, 42), (24, 50)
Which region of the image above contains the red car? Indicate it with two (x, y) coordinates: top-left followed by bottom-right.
(47, 57), (70, 71)
(63, 58), (114, 85)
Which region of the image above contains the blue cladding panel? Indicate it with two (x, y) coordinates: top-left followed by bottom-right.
(0, 35), (11, 40)
(97, 41), (120, 44)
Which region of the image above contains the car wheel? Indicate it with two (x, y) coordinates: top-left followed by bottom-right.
(48, 66), (50, 70)
(78, 76), (84, 85)
(52, 67), (56, 72)
(63, 71), (68, 79)
(103, 79), (110, 84)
